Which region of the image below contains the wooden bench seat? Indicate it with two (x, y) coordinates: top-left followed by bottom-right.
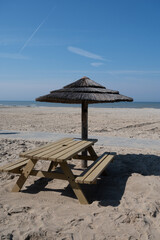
(75, 152), (115, 184)
(0, 158), (29, 173)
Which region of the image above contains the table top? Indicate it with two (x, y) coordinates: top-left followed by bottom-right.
(19, 138), (95, 162)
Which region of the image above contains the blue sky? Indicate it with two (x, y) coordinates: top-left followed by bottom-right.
(0, 0), (160, 101)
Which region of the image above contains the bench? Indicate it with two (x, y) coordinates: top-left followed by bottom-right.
(75, 152), (115, 184)
(0, 158), (29, 174)
(0, 153), (115, 185)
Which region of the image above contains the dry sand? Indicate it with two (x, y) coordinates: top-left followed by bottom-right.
(0, 106), (160, 240)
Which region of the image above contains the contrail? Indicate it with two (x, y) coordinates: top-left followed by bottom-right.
(68, 46), (105, 61)
(19, 7), (55, 53)
(68, 46), (111, 62)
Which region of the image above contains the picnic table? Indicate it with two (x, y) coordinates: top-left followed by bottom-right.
(0, 138), (115, 204)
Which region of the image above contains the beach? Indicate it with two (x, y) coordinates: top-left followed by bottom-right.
(0, 106), (160, 239)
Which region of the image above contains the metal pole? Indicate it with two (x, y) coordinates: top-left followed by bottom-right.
(81, 102), (88, 168)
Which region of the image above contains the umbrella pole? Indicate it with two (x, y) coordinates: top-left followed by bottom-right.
(81, 102), (88, 168)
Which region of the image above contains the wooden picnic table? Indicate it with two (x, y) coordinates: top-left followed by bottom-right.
(0, 138), (115, 204)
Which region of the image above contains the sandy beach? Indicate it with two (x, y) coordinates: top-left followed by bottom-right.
(0, 106), (160, 239)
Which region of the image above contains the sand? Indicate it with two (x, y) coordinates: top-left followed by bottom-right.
(0, 106), (160, 240)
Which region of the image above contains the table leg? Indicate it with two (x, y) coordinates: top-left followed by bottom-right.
(12, 159), (38, 192)
(59, 162), (89, 204)
(81, 149), (88, 168)
(48, 161), (58, 172)
(87, 146), (98, 160)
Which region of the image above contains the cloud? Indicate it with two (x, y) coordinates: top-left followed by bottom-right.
(0, 53), (28, 60)
(90, 62), (104, 67)
(68, 46), (106, 61)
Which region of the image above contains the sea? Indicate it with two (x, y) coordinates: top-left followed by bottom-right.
(0, 101), (160, 109)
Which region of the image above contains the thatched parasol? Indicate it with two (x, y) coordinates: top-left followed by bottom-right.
(36, 76), (133, 167)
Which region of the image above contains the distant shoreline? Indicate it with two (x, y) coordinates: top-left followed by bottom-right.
(0, 100), (160, 109)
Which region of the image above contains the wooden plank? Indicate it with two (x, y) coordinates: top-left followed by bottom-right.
(0, 158), (29, 172)
(45, 140), (88, 160)
(33, 140), (88, 162)
(76, 153), (115, 184)
(30, 138), (80, 160)
(81, 102), (88, 168)
(12, 159), (38, 192)
(59, 141), (93, 161)
(87, 146), (98, 160)
(30, 170), (67, 180)
(84, 155), (114, 184)
(48, 162), (58, 172)
(75, 153), (109, 183)
(25, 138), (74, 160)
(51, 141), (93, 162)
(20, 138), (72, 158)
(8, 169), (77, 180)
(20, 143), (55, 157)
(60, 162), (89, 204)
(5, 159), (29, 171)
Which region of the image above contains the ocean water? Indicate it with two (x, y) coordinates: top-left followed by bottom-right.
(0, 100), (160, 109)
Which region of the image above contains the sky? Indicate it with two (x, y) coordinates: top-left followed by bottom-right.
(0, 0), (160, 101)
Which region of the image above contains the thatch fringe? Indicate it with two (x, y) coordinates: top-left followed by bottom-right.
(50, 87), (119, 94)
(36, 77), (133, 104)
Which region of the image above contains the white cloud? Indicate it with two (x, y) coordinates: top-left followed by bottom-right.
(68, 46), (106, 61)
(0, 53), (28, 60)
(90, 62), (104, 67)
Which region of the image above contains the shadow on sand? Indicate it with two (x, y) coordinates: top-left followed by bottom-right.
(0, 132), (19, 135)
(22, 153), (160, 206)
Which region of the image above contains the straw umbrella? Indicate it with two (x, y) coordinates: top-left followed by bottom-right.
(36, 76), (133, 167)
